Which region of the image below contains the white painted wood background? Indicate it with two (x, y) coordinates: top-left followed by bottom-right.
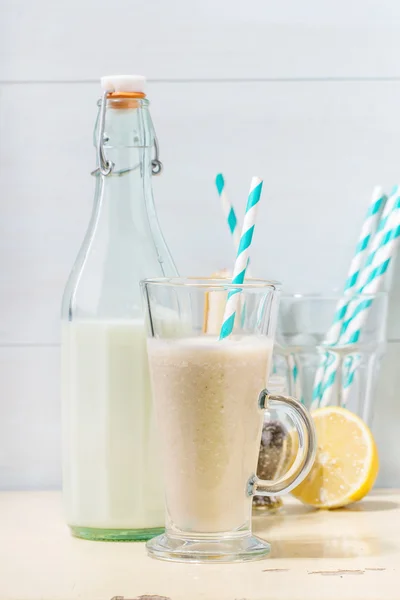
(1, 0), (400, 489)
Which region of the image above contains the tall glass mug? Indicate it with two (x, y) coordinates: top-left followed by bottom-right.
(141, 278), (316, 563)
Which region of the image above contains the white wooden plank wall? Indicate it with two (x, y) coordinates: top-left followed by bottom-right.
(1, 0), (400, 489)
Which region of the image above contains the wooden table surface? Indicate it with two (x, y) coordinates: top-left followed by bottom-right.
(0, 490), (399, 600)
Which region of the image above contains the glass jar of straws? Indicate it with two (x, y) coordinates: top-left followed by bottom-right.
(274, 292), (388, 424)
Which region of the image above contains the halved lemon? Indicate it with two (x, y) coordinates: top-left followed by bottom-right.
(291, 406), (379, 509)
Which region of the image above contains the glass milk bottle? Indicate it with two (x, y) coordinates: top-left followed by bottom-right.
(61, 75), (177, 541)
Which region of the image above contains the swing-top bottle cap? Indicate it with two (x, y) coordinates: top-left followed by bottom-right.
(101, 75), (146, 95)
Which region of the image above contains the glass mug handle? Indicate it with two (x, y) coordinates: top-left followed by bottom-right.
(249, 390), (317, 497)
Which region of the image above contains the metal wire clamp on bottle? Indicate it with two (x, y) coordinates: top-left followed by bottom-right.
(91, 90), (163, 178)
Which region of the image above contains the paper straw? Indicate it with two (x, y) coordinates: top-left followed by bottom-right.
(287, 353), (304, 404)
(312, 186), (387, 408)
(324, 186), (386, 345)
(319, 187), (400, 407)
(340, 353), (361, 408)
(340, 208), (400, 345)
(336, 189), (399, 347)
(351, 186), (400, 291)
(335, 186), (398, 343)
(219, 177), (263, 340)
(215, 173), (253, 279)
(215, 174), (241, 251)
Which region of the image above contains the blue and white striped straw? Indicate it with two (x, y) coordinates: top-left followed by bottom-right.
(215, 174), (253, 280)
(324, 186), (386, 345)
(215, 174), (305, 402)
(216, 174), (241, 252)
(287, 353), (304, 404)
(312, 186), (386, 408)
(318, 186), (400, 408)
(219, 177), (263, 340)
(340, 191), (400, 345)
(350, 187), (400, 295)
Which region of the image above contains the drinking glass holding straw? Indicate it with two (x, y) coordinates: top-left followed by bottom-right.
(277, 183), (397, 421)
(215, 177), (397, 422)
(214, 175), (307, 514)
(141, 176), (316, 563)
(275, 291), (388, 423)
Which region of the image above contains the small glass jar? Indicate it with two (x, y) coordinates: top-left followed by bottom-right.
(253, 375), (290, 513)
(274, 292), (388, 422)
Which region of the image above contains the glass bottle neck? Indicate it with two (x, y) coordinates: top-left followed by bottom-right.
(95, 96), (154, 175)
(93, 97), (177, 279)
(61, 95), (177, 321)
